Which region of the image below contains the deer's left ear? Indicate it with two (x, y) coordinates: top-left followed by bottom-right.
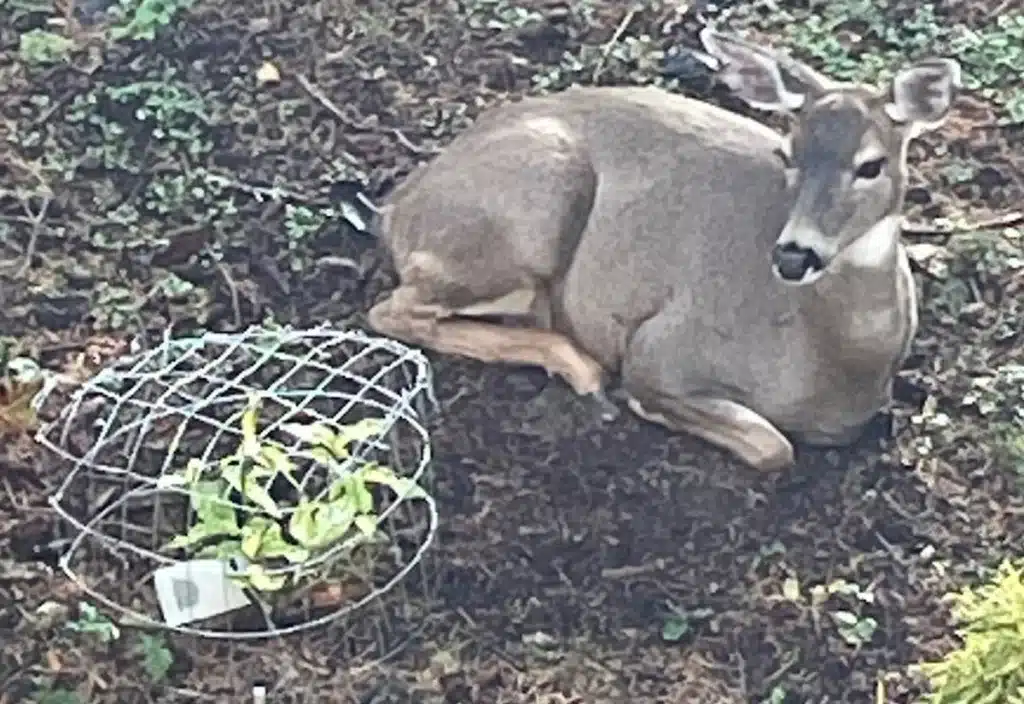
(697, 27), (831, 113)
(885, 58), (961, 134)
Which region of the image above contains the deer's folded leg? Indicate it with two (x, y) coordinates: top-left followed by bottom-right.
(368, 283), (606, 397)
(627, 394), (795, 471)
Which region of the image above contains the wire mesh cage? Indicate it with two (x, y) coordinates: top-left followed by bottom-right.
(36, 324), (439, 652)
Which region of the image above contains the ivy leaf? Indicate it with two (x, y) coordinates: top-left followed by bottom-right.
(360, 465), (427, 500)
(832, 610), (858, 627)
(281, 418), (385, 460)
(327, 477), (346, 502)
(354, 514), (378, 539)
(240, 563), (287, 592)
(661, 615), (690, 642)
(195, 539), (243, 560)
(165, 522), (220, 550)
(334, 418), (385, 455)
(240, 517), (273, 560)
(310, 445), (336, 466)
(289, 499), (357, 550)
(258, 442), (296, 479)
(136, 633), (173, 682)
(240, 516), (307, 563)
(262, 536), (308, 564)
(220, 461), (281, 517)
(288, 500), (319, 548)
(165, 481), (240, 552)
(239, 395), (263, 459)
(191, 481), (239, 534)
(315, 501), (357, 547)
(280, 421), (349, 460)
(349, 475), (375, 514)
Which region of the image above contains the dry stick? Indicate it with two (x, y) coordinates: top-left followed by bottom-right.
(990, 0), (1016, 16)
(600, 560), (664, 579)
(2, 477), (21, 509)
(202, 171), (312, 205)
(295, 73), (358, 127)
(391, 127), (436, 155)
(0, 213), (37, 237)
(902, 210), (1024, 236)
(211, 250), (243, 329)
(296, 73), (436, 155)
(593, 7), (638, 83)
(16, 194), (51, 276)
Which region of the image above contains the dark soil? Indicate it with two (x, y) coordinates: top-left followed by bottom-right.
(2, 1), (1023, 702)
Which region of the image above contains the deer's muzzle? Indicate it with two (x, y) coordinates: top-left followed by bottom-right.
(772, 241), (825, 284)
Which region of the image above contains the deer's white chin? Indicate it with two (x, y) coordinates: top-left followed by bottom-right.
(773, 265), (825, 287)
(836, 216), (902, 269)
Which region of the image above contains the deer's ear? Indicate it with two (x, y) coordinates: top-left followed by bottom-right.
(885, 58), (961, 133)
(698, 27), (828, 112)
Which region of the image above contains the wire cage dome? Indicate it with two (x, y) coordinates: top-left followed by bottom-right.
(36, 324), (439, 655)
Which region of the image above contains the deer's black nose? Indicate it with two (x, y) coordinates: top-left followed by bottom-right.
(772, 242), (824, 281)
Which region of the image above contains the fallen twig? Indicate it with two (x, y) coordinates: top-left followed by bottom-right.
(202, 169), (380, 215)
(902, 210), (1024, 236)
(593, 7), (638, 83)
(212, 252), (243, 329)
(600, 559), (665, 579)
(391, 127), (437, 155)
(297, 72), (438, 156)
(296, 73), (358, 127)
(990, 0), (1016, 16)
(16, 194), (51, 276)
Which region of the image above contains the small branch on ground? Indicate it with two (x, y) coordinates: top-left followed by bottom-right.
(600, 560), (665, 579)
(296, 73), (360, 128)
(211, 251), (243, 329)
(202, 170), (313, 205)
(391, 128), (436, 155)
(16, 194), (52, 277)
(593, 7), (638, 83)
(297, 72), (437, 156)
(902, 211), (1024, 236)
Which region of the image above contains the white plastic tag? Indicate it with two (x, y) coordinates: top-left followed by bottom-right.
(152, 559), (251, 627)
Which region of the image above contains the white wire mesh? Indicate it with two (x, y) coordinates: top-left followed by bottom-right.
(36, 324), (439, 647)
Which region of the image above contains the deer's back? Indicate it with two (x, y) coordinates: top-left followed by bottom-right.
(379, 86), (801, 370)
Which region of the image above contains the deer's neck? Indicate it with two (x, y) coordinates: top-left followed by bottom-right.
(803, 216), (918, 367)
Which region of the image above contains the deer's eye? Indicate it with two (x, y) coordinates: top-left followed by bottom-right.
(854, 157), (887, 180)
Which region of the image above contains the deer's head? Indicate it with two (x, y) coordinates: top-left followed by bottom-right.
(699, 28), (960, 286)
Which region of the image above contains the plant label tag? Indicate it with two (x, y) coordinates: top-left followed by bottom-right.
(152, 560), (251, 628)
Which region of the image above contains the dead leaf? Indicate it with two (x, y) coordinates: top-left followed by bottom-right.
(256, 61), (281, 85)
(309, 580), (370, 607)
(905, 243), (946, 263)
(0, 375), (43, 437)
(61, 336), (127, 383)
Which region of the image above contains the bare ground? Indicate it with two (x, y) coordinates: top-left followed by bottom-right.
(2, 0), (1023, 702)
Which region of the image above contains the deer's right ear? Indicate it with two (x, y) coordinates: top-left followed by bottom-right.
(698, 28), (822, 113)
(884, 58), (961, 135)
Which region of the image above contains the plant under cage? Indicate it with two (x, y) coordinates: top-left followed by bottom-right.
(36, 324), (439, 659)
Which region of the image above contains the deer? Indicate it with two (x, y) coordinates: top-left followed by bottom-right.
(363, 26), (961, 472)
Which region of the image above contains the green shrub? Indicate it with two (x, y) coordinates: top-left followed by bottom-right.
(19, 29), (74, 65)
(917, 560), (1024, 703)
(110, 0), (197, 41)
